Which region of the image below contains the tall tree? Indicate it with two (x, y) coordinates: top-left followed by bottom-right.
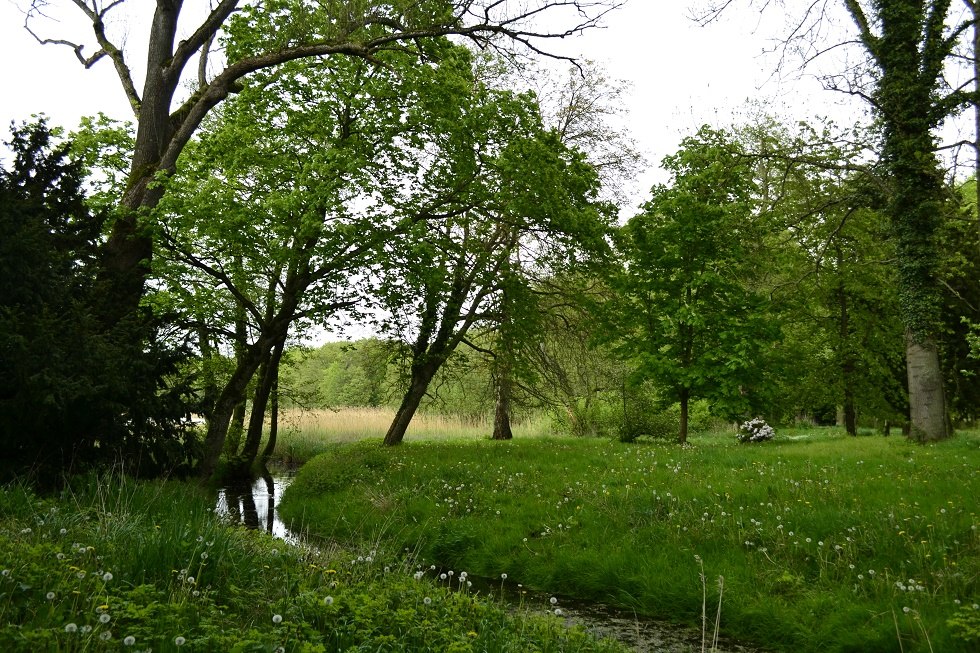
(376, 54), (612, 446)
(704, 0), (975, 440)
(0, 121), (192, 480)
(157, 45), (504, 478)
(609, 126), (779, 443)
(843, 0), (971, 440)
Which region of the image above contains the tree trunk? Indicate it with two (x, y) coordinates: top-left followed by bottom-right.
(225, 401), (246, 456)
(98, 3), (184, 328)
(239, 336), (286, 473)
(384, 363), (439, 446)
(492, 371), (514, 440)
(836, 260), (857, 436)
(678, 387), (689, 444)
(260, 374), (280, 466)
(906, 333), (949, 442)
(200, 350), (267, 479)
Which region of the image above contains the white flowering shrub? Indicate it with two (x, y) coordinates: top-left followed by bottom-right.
(736, 417), (775, 443)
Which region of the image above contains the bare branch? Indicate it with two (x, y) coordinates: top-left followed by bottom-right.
(172, 0), (240, 82)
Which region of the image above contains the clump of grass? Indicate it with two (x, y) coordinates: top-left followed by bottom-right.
(281, 429), (980, 653)
(0, 473), (631, 652)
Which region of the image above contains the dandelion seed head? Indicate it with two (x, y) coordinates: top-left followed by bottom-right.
(100, 631), (112, 641)
(99, 613), (111, 624)
(174, 636), (186, 646)
(423, 597), (432, 605)
(124, 635), (136, 645)
(102, 572), (113, 582)
(323, 596), (334, 606)
(65, 623), (78, 633)
(272, 614), (283, 624)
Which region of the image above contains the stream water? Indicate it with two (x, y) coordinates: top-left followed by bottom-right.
(216, 471), (760, 653)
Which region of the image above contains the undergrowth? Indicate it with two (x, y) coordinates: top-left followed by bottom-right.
(0, 473), (629, 652)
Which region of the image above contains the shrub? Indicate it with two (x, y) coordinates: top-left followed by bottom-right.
(736, 417), (775, 443)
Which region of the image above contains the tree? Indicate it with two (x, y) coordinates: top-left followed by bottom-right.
(20, 0), (623, 332)
(734, 116), (908, 432)
(0, 120), (193, 481)
(842, 0), (973, 441)
(472, 60), (642, 439)
(704, 0), (976, 441)
(375, 54), (612, 446)
(609, 126), (779, 443)
(157, 43), (520, 478)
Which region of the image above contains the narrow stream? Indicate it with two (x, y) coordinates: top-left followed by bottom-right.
(216, 471), (761, 653)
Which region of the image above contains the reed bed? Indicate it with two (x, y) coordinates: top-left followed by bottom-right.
(271, 407), (553, 463)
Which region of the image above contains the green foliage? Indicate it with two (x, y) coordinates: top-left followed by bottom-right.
(947, 605), (980, 643)
(608, 126), (779, 430)
(284, 431), (980, 653)
(0, 121), (195, 482)
(0, 475), (628, 652)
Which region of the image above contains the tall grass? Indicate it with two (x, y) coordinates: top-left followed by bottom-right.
(0, 473), (630, 652)
(272, 407), (553, 463)
(281, 429), (980, 653)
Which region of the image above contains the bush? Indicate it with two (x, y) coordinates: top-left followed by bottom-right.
(736, 417), (775, 443)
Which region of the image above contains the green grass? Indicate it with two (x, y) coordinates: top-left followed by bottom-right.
(280, 428), (980, 653)
(0, 473), (630, 652)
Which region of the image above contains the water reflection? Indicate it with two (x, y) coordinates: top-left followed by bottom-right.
(215, 470), (295, 541)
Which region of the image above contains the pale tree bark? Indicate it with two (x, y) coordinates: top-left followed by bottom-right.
(906, 332), (949, 440)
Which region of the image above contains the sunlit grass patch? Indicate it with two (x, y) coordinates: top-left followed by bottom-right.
(282, 430), (980, 653)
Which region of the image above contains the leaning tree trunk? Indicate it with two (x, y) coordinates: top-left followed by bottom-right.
(384, 362), (440, 446)
(238, 336), (286, 474)
(260, 374), (280, 466)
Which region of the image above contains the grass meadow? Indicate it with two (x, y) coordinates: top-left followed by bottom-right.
(280, 428), (980, 653)
(0, 473), (630, 652)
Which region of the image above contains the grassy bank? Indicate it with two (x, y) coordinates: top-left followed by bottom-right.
(280, 429), (980, 653)
(0, 474), (629, 652)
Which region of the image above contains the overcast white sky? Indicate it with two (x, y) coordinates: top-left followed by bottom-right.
(0, 0), (872, 210)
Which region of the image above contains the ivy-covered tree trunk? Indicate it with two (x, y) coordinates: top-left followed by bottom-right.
(845, 0), (956, 441)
